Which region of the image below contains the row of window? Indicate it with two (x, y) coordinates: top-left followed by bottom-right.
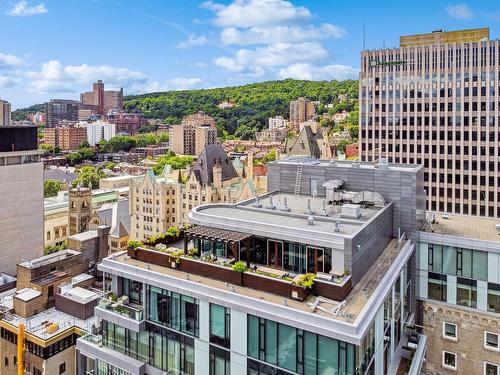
(247, 315), (356, 375)
(442, 321), (499, 351)
(428, 272), (500, 312)
(428, 244), (488, 280)
(442, 350), (499, 374)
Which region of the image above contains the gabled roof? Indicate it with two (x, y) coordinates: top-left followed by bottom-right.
(286, 125), (321, 158)
(189, 144), (238, 185)
(95, 199), (130, 237)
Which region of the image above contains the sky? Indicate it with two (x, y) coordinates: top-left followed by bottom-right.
(1, 0), (500, 109)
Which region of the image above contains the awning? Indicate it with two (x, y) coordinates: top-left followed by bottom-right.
(185, 226), (251, 243)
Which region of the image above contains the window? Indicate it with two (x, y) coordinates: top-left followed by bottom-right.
(442, 351), (457, 371)
(457, 277), (477, 308)
(488, 283), (500, 313)
(59, 362), (66, 374)
(443, 322), (457, 341)
(428, 272), (447, 302)
(485, 362), (499, 375)
(209, 346), (230, 375)
(210, 304), (230, 348)
(485, 332), (499, 351)
(4, 357), (7, 367)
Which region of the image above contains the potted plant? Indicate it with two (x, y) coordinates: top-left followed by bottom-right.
(127, 240), (142, 257)
(232, 261), (247, 285)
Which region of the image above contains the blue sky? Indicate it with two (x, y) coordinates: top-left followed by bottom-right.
(1, 0), (500, 108)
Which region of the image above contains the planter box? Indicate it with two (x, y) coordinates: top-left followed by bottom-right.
(312, 276), (352, 301)
(243, 272), (311, 301)
(129, 247), (177, 267)
(178, 257), (242, 285)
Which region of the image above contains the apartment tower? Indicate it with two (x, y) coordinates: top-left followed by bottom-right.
(289, 97), (316, 132)
(359, 27), (500, 217)
(169, 112), (217, 155)
(0, 99), (11, 126)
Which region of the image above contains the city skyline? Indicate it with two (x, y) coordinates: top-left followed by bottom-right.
(1, 0), (500, 108)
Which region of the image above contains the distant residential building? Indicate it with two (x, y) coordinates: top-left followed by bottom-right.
(45, 99), (79, 128)
(331, 110), (349, 122)
(28, 111), (46, 124)
(217, 100), (235, 109)
(0, 99), (11, 126)
(105, 111), (148, 135)
(256, 127), (288, 142)
(44, 124), (87, 150)
(0, 126), (44, 275)
(80, 80), (123, 116)
(81, 120), (116, 146)
(289, 97), (316, 132)
(133, 144), (169, 158)
(96, 151), (143, 164)
(169, 112), (217, 155)
(268, 115), (287, 129)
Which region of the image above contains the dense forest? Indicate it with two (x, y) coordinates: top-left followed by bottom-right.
(12, 103), (45, 121)
(125, 79), (358, 139)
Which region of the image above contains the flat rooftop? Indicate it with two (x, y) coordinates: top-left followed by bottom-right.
(422, 212), (500, 242)
(68, 230), (98, 242)
(18, 249), (80, 269)
(1, 306), (97, 341)
(192, 192), (388, 242)
(273, 156), (423, 172)
(112, 238), (405, 323)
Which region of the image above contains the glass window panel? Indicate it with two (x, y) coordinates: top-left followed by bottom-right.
(153, 333), (162, 369)
(304, 332), (317, 375)
(318, 336), (338, 375)
(472, 251), (488, 280)
(266, 320), (278, 365)
(248, 315), (259, 359)
(442, 246), (456, 275)
(278, 324), (296, 371)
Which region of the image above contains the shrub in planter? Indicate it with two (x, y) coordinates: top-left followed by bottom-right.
(293, 273), (316, 289)
(127, 240), (142, 250)
(166, 226), (181, 237)
(232, 261), (247, 273)
(171, 250), (183, 264)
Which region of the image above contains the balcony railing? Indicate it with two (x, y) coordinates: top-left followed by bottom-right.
(98, 296), (144, 321)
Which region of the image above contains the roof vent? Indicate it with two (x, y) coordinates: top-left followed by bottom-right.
(279, 196), (290, 212)
(341, 204), (361, 219)
(334, 220), (341, 233)
(320, 201), (328, 216)
(253, 196), (262, 208)
(266, 195), (276, 210)
(378, 158), (388, 169)
(307, 216), (314, 225)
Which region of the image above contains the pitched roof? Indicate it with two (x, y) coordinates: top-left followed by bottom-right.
(44, 168), (77, 182)
(96, 199), (130, 237)
(286, 125), (321, 158)
(190, 144), (238, 185)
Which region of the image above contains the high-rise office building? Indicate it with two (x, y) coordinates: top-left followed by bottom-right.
(289, 97), (316, 132)
(0, 99), (11, 126)
(359, 27), (500, 217)
(0, 126), (44, 275)
(45, 99), (79, 128)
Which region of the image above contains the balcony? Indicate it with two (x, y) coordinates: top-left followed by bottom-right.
(94, 295), (145, 332)
(77, 334), (146, 375)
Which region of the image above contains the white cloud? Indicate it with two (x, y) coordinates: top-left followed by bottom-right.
(178, 34), (209, 49)
(25, 60), (157, 94)
(7, 1), (48, 17)
(0, 52), (25, 67)
(214, 42), (328, 75)
(446, 4), (473, 20)
(0, 75), (19, 88)
(220, 23), (345, 45)
(278, 63), (358, 81)
(202, 0), (311, 27)
(167, 77), (203, 90)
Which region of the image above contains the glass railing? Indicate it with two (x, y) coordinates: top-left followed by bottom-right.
(81, 333), (103, 346)
(98, 297), (144, 321)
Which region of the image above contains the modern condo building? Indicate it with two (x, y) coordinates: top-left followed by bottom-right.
(359, 27), (500, 217)
(76, 157), (428, 375)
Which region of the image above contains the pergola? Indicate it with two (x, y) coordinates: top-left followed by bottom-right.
(184, 226), (252, 262)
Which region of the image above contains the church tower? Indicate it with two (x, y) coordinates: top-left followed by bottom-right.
(69, 184), (92, 235)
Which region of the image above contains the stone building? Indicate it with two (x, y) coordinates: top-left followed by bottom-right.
(285, 123), (333, 159)
(129, 144), (263, 241)
(69, 185), (92, 235)
(289, 97), (316, 133)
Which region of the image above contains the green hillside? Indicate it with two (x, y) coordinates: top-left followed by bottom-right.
(125, 79), (358, 139)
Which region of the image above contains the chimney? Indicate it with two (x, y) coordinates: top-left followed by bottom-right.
(213, 161), (222, 187)
(247, 152), (254, 178)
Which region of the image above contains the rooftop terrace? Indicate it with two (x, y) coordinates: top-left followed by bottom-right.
(421, 212), (500, 242)
(18, 249), (80, 269)
(113, 238), (409, 325)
